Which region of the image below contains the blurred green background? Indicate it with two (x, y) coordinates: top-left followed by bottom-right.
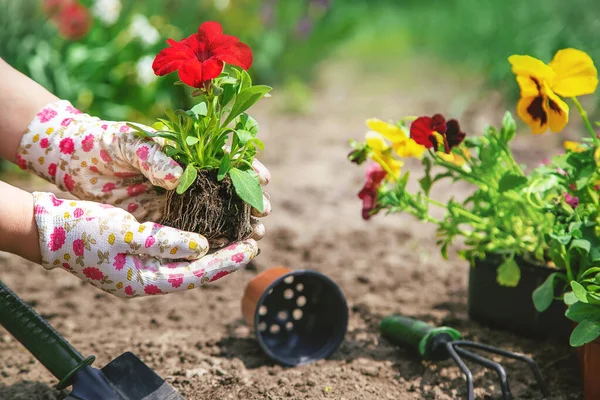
(1, 0), (599, 171)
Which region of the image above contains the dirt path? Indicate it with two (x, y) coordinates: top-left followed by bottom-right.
(0, 57), (583, 399)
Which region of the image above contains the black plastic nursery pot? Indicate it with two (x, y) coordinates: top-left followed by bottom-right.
(242, 267), (349, 366)
(468, 256), (572, 339)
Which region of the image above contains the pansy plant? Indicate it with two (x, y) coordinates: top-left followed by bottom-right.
(349, 49), (600, 331)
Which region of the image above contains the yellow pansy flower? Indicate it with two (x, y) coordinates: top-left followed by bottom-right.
(564, 141), (586, 153)
(367, 119), (426, 158)
(437, 148), (471, 167)
(365, 133), (403, 178)
(509, 48), (598, 134)
(366, 119), (407, 142)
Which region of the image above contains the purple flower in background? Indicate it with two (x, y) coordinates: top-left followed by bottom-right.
(565, 193), (579, 208)
(312, 0), (331, 9)
(260, 0), (276, 25)
(295, 16), (313, 38)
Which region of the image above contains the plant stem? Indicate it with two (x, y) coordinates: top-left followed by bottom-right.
(571, 97), (599, 145)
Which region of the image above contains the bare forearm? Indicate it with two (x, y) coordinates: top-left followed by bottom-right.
(0, 180), (41, 263)
(0, 58), (58, 163)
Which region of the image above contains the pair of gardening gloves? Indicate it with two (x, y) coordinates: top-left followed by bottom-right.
(17, 100), (270, 298)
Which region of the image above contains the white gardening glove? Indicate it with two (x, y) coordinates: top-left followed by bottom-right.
(17, 100), (271, 237)
(33, 192), (257, 297)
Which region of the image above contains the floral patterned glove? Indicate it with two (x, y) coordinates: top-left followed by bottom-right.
(17, 100), (180, 221)
(33, 192), (257, 297)
(17, 100), (271, 237)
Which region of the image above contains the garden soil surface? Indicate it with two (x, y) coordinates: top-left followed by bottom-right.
(0, 58), (587, 399)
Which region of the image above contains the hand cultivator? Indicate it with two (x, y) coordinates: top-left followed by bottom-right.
(380, 315), (550, 400)
(0, 280), (183, 400)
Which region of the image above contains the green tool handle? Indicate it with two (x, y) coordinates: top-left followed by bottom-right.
(0, 280), (95, 389)
(380, 315), (462, 359)
(380, 315), (435, 350)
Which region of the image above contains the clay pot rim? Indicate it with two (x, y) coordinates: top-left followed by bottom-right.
(251, 269), (349, 366)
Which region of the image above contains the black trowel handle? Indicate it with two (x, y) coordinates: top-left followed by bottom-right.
(0, 280), (95, 389)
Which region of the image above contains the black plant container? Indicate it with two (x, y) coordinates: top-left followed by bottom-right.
(468, 256), (572, 339)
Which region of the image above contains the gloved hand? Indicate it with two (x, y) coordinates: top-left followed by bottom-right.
(33, 192), (257, 297)
(17, 100), (271, 238)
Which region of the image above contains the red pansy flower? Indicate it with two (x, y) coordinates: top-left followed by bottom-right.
(152, 21), (253, 88)
(410, 114), (466, 154)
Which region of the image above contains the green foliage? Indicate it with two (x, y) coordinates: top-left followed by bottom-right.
(374, 113), (558, 282)
(0, 0), (361, 122)
(394, 0), (600, 103)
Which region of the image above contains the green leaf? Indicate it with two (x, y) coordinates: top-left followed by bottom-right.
(533, 272), (557, 312)
(186, 136), (199, 146)
(564, 291), (578, 306)
(499, 111), (516, 143)
(244, 115), (259, 135)
(571, 238), (591, 254)
(219, 84), (238, 108)
(582, 267), (600, 279)
(239, 69), (252, 92)
(217, 154), (230, 181)
(530, 175), (559, 193)
(191, 102), (208, 116)
(572, 281), (589, 303)
(570, 319), (600, 347)
(223, 85), (272, 127)
(229, 167), (263, 213)
(249, 137), (265, 150)
(498, 173), (527, 192)
(176, 164), (198, 195)
(497, 258), (521, 287)
(235, 130), (253, 146)
(565, 302), (600, 323)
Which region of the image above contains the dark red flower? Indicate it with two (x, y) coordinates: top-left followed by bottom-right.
(410, 114), (466, 154)
(57, 3), (92, 41)
(152, 21), (253, 88)
(358, 162), (387, 220)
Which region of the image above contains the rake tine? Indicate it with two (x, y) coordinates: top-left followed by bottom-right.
(452, 340), (550, 397)
(446, 342), (475, 400)
(454, 345), (512, 400)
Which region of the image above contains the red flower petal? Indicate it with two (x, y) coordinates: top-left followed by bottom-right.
(445, 119), (466, 150)
(178, 58), (205, 87)
(213, 41), (253, 70)
(152, 38), (195, 76)
(202, 57), (225, 81)
(197, 21), (224, 43)
(410, 117), (435, 149)
(431, 114), (447, 135)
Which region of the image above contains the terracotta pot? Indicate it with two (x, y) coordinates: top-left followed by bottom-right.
(242, 266), (291, 326)
(241, 267), (348, 366)
(577, 338), (600, 400)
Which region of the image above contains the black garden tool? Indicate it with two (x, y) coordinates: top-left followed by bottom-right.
(380, 315), (550, 400)
(0, 280), (184, 400)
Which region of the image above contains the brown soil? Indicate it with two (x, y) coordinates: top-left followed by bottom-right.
(0, 57), (584, 399)
(160, 169), (253, 246)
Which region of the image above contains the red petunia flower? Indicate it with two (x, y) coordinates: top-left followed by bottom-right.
(410, 114), (466, 154)
(152, 21), (253, 88)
